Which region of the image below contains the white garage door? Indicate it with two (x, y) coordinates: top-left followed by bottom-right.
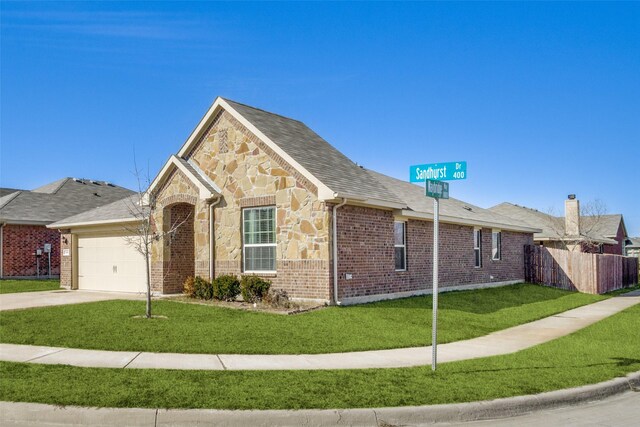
(77, 234), (147, 293)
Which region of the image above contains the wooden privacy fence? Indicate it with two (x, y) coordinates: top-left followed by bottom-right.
(524, 245), (639, 294)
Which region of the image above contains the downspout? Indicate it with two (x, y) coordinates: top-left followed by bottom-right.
(208, 196), (222, 282)
(332, 197), (348, 305)
(0, 223), (4, 278)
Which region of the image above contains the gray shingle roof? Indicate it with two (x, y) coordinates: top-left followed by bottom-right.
(0, 178), (134, 224)
(0, 188), (21, 198)
(223, 99), (402, 204)
(49, 194), (147, 228)
(627, 237), (640, 249)
(368, 171), (539, 231)
(488, 202), (620, 245)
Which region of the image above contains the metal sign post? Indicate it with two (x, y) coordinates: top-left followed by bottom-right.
(410, 163), (466, 373)
(432, 196), (439, 371)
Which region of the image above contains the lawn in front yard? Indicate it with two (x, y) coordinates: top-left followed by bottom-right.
(0, 283), (605, 354)
(1, 302), (638, 410)
(0, 279), (60, 294)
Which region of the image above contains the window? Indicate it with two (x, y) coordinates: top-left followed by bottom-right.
(243, 207), (276, 272)
(474, 228), (482, 268)
(492, 230), (501, 260)
(394, 221), (407, 271)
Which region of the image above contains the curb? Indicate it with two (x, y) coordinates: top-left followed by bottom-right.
(1, 371), (639, 426)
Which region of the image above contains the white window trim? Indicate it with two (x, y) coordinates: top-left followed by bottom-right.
(242, 206), (277, 274)
(394, 221), (407, 272)
(474, 227), (482, 268)
(492, 229), (502, 261)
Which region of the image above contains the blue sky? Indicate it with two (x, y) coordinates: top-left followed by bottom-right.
(2, 2), (639, 234)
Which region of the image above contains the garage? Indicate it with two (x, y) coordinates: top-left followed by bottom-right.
(77, 234), (147, 293)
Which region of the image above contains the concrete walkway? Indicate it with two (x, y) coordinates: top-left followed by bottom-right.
(0, 290), (145, 311)
(1, 291), (638, 371)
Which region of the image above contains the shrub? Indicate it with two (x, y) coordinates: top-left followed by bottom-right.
(193, 276), (214, 300)
(213, 275), (241, 301)
(240, 275), (271, 303)
(263, 288), (291, 309)
(183, 276), (196, 297)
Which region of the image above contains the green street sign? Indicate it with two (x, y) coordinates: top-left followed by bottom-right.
(409, 161), (467, 182)
(426, 179), (449, 199)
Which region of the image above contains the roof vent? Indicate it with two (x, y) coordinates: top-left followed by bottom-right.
(104, 182), (115, 187)
(463, 205), (472, 211)
(72, 178), (82, 183)
(93, 192), (101, 197)
(90, 180), (101, 185)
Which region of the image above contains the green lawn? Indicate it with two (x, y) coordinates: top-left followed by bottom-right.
(0, 283), (605, 354)
(0, 279), (60, 294)
(1, 303), (638, 410)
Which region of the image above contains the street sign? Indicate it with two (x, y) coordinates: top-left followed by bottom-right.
(409, 161), (467, 182)
(426, 179), (449, 199)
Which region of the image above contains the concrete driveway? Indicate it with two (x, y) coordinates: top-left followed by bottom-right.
(0, 290), (145, 311)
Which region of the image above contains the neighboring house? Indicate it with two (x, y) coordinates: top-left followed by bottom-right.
(489, 197), (629, 255)
(0, 178), (134, 278)
(626, 237), (640, 258)
(50, 97), (538, 304)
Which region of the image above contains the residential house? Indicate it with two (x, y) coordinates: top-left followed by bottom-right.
(0, 178), (133, 278)
(50, 98), (538, 304)
(489, 196), (629, 255)
(626, 237), (640, 258)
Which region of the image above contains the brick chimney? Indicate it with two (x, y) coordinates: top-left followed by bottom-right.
(565, 194), (580, 237)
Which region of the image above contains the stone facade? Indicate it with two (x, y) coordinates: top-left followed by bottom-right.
(1, 224), (61, 278)
(149, 111), (332, 299)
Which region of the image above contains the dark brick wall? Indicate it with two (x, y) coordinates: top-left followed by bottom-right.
(335, 205), (533, 300)
(602, 221), (625, 255)
(214, 259), (331, 301)
(1, 224), (61, 277)
(162, 203), (195, 293)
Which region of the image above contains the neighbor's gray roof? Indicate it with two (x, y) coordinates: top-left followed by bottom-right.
(0, 187), (21, 198)
(49, 194), (147, 228)
(0, 178), (134, 224)
(368, 171), (540, 231)
(627, 237), (640, 249)
(224, 99), (402, 204)
(488, 203), (619, 245)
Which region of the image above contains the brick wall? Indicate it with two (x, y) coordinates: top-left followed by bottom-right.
(214, 259), (331, 301)
(602, 222), (625, 255)
(1, 224), (61, 277)
(336, 205), (533, 300)
(162, 203), (195, 294)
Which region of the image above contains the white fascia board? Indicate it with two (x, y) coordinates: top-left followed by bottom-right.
(146, 155), (176, 197)
(397, 209), (542, 234)
(176, 97), (334, 199)
(326, 192), (406, 210)
(47, 217), (142, 229)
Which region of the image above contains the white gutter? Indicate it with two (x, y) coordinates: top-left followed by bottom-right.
(396, 209), (542, 234)
(332, 197), (348, 305)
(208, 196), (222, 281)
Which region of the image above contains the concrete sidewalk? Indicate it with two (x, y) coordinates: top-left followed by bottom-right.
(1, 292), (638, 371)
(0, 290), (145, 311)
